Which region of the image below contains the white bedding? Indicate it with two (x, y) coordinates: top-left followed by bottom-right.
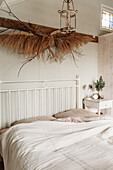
(0, 119), (113, 170)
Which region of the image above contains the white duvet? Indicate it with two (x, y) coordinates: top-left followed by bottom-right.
(0, 119), (113, 170)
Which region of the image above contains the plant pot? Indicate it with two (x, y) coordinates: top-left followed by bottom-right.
(98, 91), (104, 99)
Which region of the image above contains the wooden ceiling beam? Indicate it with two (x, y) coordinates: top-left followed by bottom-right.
(0, 17), (98, 43)
(0, 17), (57, 34)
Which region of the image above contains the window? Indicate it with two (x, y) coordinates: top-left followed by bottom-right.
(101, 4), (113, 32)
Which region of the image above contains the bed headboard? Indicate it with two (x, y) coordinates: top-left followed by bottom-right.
(0, 75), (80, 129)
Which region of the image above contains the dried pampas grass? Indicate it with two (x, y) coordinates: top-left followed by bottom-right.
(0, 1), (98, 75)
(0, 30), (93, 62)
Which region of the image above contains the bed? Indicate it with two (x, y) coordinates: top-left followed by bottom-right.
(0, 76), (113, 170)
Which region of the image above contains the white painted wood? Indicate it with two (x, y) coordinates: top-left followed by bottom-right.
(84, 98), (113, 116)
(41, 89), (43, 115)
(0, 77), (80, 129)
(34, 89), (36, 117)
(25, 90), (28, 118)
(76, 75), (80, 108)
(8, 90), (11, 126)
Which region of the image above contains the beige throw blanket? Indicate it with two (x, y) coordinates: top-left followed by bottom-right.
(0, 119), (113, 170)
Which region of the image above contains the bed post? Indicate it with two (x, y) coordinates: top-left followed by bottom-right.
(76, 75), (80, 108)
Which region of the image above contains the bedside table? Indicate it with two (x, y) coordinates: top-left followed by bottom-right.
(84, 98), (113, 116)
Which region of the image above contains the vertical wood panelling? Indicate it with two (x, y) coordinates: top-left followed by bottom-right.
(98, 35), (113, 115)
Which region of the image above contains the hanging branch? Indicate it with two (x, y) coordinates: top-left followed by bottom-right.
(18, 55), (36, 76)
(0, 0), (47, 36)
(0, 0), (98, 75)
(73, 49), (84, 57)
(0, 28), (9, 33)
(1, 0), (21, 21)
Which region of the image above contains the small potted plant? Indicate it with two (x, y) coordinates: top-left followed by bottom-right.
(94, 76), (105, 99)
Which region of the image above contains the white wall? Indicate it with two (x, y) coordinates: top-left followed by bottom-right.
(0, 0), (113, 106)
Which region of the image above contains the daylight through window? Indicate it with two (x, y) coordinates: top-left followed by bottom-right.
(101, 4), (113, 31)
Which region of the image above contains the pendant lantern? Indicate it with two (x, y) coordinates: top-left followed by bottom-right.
(58, 0), (78, 32)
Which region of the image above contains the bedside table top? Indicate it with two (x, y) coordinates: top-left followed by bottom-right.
(85, 98), (113, 103)
(84, 98), (113, 116)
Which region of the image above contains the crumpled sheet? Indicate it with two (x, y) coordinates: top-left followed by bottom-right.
(0, 119), (113, 170)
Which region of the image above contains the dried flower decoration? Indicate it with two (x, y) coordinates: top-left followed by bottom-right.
(0, 0), (98, 75)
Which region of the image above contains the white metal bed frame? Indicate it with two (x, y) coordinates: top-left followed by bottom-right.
(0, 75), (80, 129)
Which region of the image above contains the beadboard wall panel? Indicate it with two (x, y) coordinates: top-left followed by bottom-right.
(98, 34), (113, 115)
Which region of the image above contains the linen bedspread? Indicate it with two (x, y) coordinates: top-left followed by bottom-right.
(0, 119), (113, 170)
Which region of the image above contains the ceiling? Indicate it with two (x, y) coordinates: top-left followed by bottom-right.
(0, 0), (25, 7)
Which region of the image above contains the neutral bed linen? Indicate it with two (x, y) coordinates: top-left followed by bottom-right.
(0, 119), (113, 170)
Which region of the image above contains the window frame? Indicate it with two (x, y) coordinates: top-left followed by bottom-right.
(100, 4), (113, 32)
